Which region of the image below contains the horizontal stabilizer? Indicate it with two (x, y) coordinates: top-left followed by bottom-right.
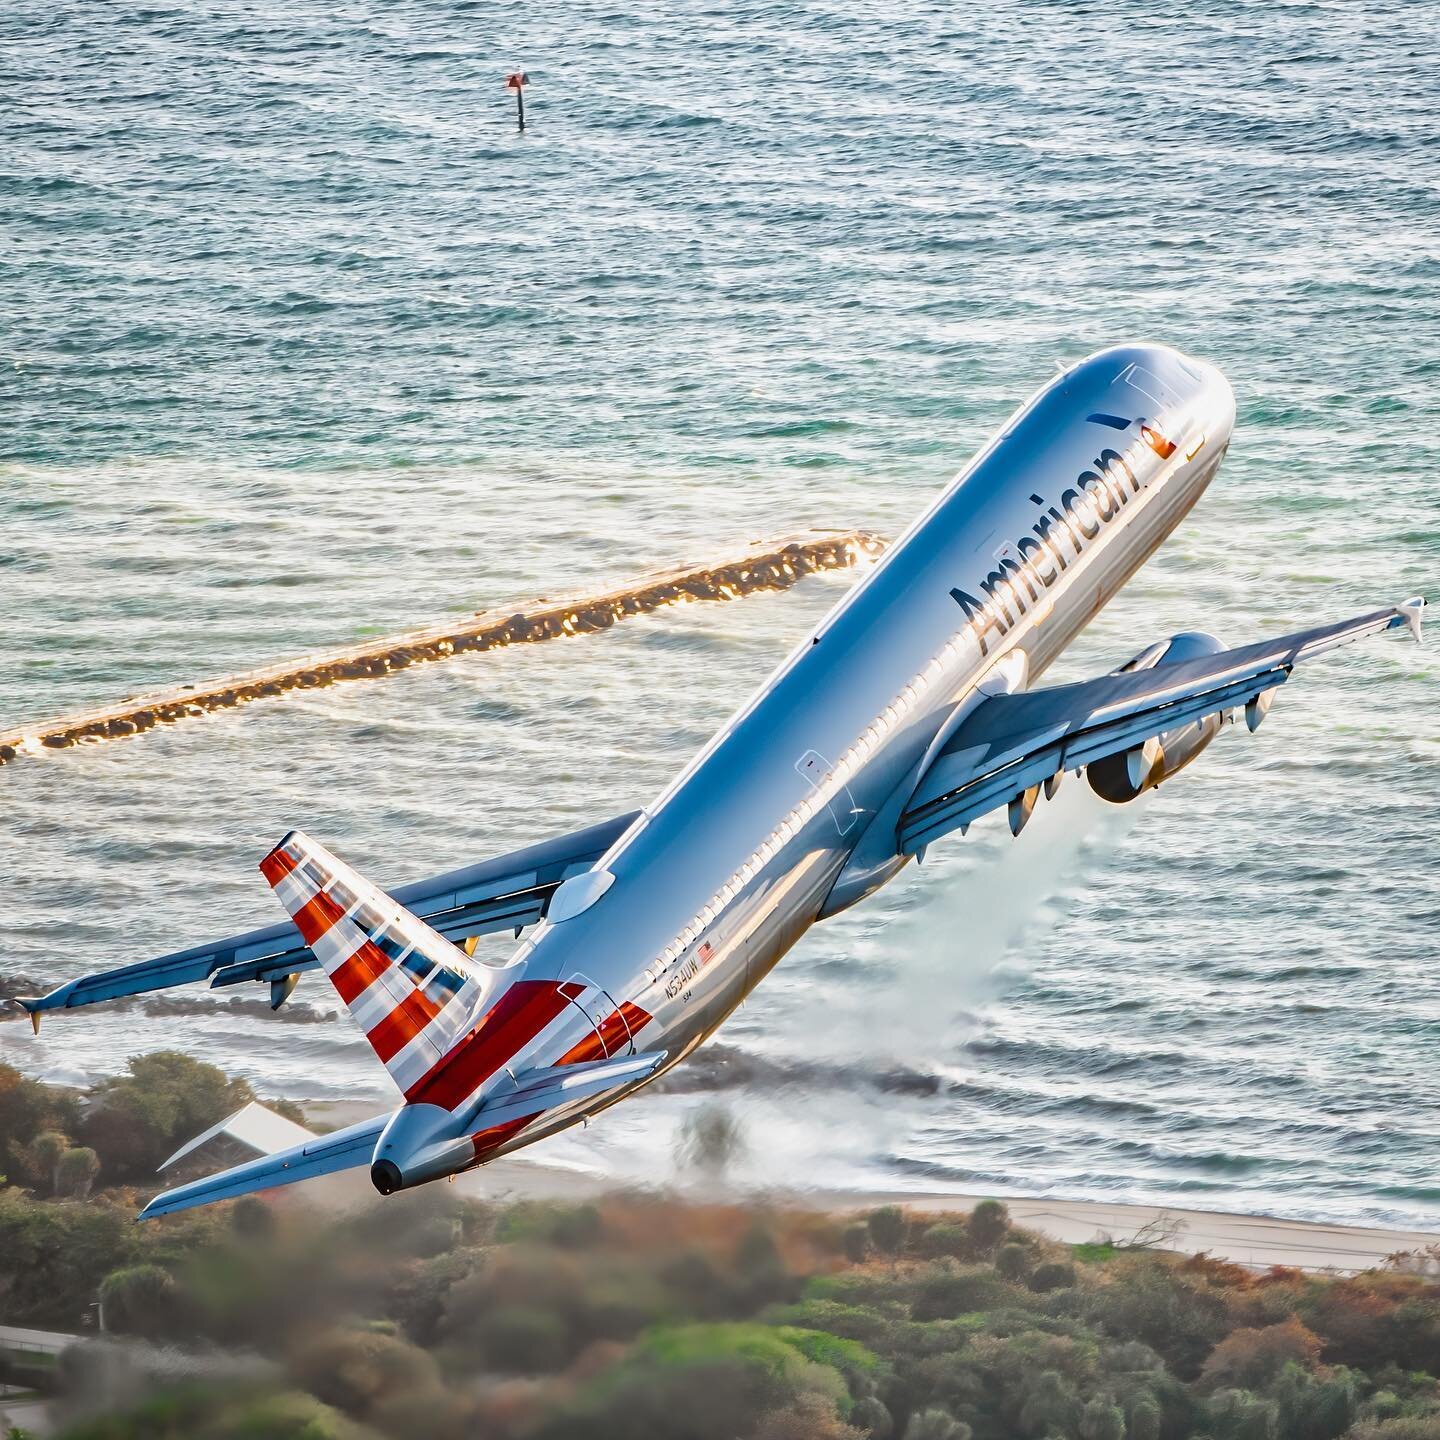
(474, 1050), (668, 1133)
(138, 1111), (391, 1220)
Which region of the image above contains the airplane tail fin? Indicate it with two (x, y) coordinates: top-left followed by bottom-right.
(260, 831), (498, 1092)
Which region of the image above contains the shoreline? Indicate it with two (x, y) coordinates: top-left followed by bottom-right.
(302, 1101), (1438, 1276)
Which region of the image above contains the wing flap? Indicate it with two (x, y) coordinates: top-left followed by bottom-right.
(138, 1110), (392, 1220)
(900, 600), (1423, 854)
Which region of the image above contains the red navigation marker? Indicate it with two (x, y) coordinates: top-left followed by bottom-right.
(506, 72), (528, 131)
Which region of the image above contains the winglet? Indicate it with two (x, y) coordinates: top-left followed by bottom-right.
(1398, 596), (1425, 644)
(10, 998), (44, 1034)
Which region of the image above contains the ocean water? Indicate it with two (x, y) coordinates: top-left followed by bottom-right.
(2, 1), (1437, 1228)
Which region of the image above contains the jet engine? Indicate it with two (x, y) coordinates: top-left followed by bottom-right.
(369, 1102), (477, 1195)
(1086, 631), (1229, 804)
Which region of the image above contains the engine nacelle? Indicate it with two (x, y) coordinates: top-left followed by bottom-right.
(370, 1102), (476, 1195)
(1087, 631), (1227, 804)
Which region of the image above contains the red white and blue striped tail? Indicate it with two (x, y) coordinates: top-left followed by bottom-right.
(259, 831), (497, 1093)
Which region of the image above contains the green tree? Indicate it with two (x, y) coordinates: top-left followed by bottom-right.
(1207, 1388), (1279, 1440)
(1127, 1395), (1161, 1440)
(1269, 1361), (1358, 1440)
(0, 1188), (138, 1328)
(0, 1063), (79, 1168)
(844, 1224), (872, 1264)
(1078, 1394), (1126, 1440)
(100, 1264), (187, 1340)
(80, 1051), (254, 1182)
(20, 1130), (69, 1195)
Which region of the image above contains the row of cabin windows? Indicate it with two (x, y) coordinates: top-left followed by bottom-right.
(648, 629), (969, 985)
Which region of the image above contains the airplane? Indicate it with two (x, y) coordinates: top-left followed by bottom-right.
(15, 342), (1425, 1220)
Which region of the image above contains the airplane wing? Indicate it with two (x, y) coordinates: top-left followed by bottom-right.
(138, 1110), (391, 1219)
(17, 810), (641, 1024)
(899, 599), (1424, 855)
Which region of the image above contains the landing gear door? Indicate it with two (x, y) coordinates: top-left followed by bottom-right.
(560, 972), (634, 1057)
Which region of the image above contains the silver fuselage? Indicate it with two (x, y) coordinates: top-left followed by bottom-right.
(471, 343), (1235, 1158)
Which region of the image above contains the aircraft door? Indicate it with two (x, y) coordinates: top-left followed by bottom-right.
(796, 750), (859, 836)
(560, 972), (635, 1057)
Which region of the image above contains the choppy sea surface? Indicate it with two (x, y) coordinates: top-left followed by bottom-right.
(2, 1), (1437, 1229)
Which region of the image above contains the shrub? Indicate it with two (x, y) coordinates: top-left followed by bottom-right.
(1200, 1317), (1323, 1391)
(851, 1394), (894, 1437)
(903, 1408), (972, 1440)
(471, 1303), (569, 1372)
(677, 1103), (746, 1178)
(290, 1327), (440, 1422)
(995, 1243), (1031, 1282)
(1017, 1368), (1080, 1437)
(772, 1326), (883, 1391)
(1268, 1360), (1358, 1440)
(966, 1201), (1009, 1255)
(230, 1195), (276, 1241)
(528, 1322), (849, 1440)
(1082, 1257), (1231, 1376)
(844, 1225), (873, 1264)
(917, 1225), (970, 1260)
(1348, 1420), (1440, 1440)
(749, 1393), (867, 1439)
(912, 1269), (1017, 1322)
(55, 1145), (100, 1199)
(495, 1199), (603, 1249)
(868, 1208), (907, 1260)
(1028, 1261), (1077, 1293)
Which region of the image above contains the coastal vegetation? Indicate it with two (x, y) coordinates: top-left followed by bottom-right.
(3, 1057), (1440, 1440)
